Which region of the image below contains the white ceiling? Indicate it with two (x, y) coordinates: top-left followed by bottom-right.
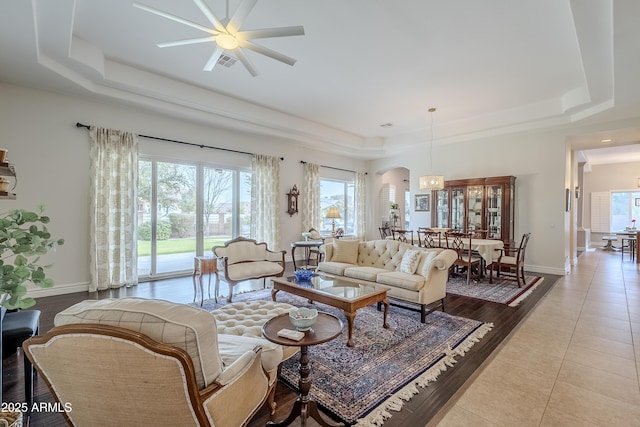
(2, 0), (640, 162)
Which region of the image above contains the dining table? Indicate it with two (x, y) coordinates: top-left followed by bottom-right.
(464, 238), (504, 265)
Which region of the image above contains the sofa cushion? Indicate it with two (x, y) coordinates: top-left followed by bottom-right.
(316, 261), (353, 276)
(331, 239), (360, 264)
(417, 250), (438, 278)
(344, 266), (388, 282)
(217, 334), (282, 375)
(227, 260), (283, 281)
(54, 298), (222, 390)
(376, 271), (425, 291)
(400, 249), (422, 274)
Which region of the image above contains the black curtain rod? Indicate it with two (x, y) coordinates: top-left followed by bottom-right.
(76, 122), (283, 160)
(299, 160), (366, 175)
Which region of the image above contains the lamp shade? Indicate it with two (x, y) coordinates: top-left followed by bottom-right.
(326, 207), (341, 219)
(419, 175), (445, 191)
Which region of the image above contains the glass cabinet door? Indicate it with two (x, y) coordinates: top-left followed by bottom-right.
(467, 185), (483, 231)
(450, 187), (465, 230)
(487, 185), (503, 239)
(436, 189), (449, 228)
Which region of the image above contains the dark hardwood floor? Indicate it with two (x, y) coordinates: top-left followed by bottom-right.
(2, 265), (559, 427)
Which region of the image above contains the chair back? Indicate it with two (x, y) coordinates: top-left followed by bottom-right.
(379, 227), (392, 239)
(516, 233), (531, 265)
(418, 227), (440, 248)
(445, 231), (472, 260)
(471, 229), (488, 239)
(24, 324), (210, 426)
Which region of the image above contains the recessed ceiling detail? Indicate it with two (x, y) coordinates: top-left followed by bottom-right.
(133, 0), (305, 77)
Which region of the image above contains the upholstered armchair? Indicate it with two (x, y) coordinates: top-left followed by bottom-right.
(23, 298), (272, 427)
(213, 237), (286, 302)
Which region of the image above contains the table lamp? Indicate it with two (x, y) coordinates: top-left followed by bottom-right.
(326, 207), (341, 236)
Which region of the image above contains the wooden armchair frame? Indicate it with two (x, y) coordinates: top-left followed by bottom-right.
(23, 324), (269, 427)
(213, 237), (286, 302)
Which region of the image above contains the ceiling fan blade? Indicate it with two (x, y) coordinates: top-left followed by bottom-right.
(235, 48), (259, 77)
(239, 40), (297, 66)
(239, 26), (305, 40)
(203, 46), (225, 71)
(227, 0), (258, 34)
(192, 0), (226, 33)
(157, 36), (216, 48)
(134, 3), (215, 34)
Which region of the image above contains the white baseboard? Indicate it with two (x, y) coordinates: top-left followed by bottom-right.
(27, 282), (90, 299)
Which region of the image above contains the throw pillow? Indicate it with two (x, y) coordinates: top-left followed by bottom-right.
(400, 249), (422, 274)
(331, 239), (360, 264)
(417, 250), (438, 277)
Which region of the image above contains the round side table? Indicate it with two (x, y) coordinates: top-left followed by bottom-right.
(262, 312), (343, 427)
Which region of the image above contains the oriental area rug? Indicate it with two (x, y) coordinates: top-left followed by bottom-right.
(199, 289), (492, 426)
(446, 273), (544, 306)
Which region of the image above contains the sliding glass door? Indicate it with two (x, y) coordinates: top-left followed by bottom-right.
(138, 158), (250, 279)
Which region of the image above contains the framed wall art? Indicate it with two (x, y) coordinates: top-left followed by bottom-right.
(415, 194), (430, 212)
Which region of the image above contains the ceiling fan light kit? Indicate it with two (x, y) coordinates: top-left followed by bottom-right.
(133, 0), (304, 76)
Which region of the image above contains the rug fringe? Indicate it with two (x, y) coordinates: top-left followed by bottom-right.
(354, 322), (494, 427)
(508, 277), (544, 307)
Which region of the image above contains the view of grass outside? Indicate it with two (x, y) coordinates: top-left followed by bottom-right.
(138, 237), (229, 257)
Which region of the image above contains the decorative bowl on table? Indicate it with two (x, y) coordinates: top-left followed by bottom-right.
(294, 269), (315, 282)
(289, 307), (318, 331)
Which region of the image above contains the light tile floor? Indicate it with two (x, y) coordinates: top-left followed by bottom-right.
(436, 249), (640, 427)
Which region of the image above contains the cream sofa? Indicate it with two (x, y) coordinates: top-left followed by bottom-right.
(317, 239), (457, 322)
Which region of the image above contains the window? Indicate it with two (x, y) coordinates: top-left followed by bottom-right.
(319, 178), (354, 235)
(138, 157), (250, 278)
(591, 190), (640, 232)
(611, 191), (640, 230)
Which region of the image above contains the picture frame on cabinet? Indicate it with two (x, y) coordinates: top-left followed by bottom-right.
(415, 194), (430, 212)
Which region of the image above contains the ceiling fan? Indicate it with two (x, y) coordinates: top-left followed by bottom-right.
(133, 0), (305, 76)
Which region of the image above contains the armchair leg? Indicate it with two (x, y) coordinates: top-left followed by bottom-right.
(267, 383), (277, 416)
(420, 304), (427, 323)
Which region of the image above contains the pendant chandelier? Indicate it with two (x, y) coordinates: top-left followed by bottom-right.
(419, 107), (444, 191)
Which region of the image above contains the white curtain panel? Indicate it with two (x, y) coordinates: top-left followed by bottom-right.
(251, 154), (280, 250)
(89, 127), (138, 291)
(302, 162), (320, 232)
(355, 171), (367, 240)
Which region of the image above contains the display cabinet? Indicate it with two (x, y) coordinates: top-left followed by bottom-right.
(431, 175), (515, 243)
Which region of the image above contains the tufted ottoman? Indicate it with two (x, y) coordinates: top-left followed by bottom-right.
(212, 300), (299, 366)
(212, 300), (299, 414)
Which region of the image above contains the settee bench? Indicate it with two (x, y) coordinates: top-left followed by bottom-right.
(213, 237), (286, 302)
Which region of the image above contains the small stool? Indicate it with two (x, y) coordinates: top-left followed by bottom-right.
(2, 310), (40, 408)
(192, 256), (219, 305)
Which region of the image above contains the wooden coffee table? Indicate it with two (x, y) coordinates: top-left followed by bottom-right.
(271, 275), (390, 347)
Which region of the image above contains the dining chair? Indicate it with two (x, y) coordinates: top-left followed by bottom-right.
(445, 231), (482, 285)
(488, 232), (531, 287)
(392, 229), (414, 245)
(417, 227), (441, 248)
(379, 227), (393, 239)
(471, 229), (489, 239)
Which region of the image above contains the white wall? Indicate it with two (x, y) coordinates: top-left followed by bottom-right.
(0, 83), (366, 297)
(368, 130), (569, 275)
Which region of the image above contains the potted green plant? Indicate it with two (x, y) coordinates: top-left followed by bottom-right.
(0, 207), (64, 309)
